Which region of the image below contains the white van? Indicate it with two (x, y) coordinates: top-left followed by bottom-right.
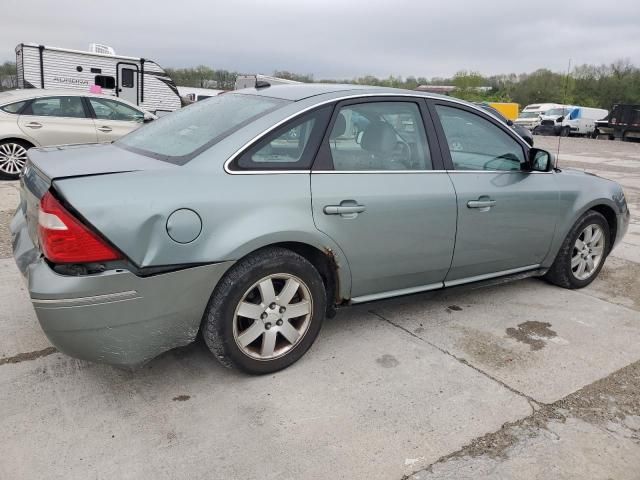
(560, 107), (608, 137)
(514, 103), (564, 131)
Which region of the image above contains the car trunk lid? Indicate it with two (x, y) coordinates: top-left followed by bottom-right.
(19, 143), (176, 250)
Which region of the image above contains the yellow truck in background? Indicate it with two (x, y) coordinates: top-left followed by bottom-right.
(487, 102), (519, 121)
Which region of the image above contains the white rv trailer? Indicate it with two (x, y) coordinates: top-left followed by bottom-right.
(15, 43), (181, 115)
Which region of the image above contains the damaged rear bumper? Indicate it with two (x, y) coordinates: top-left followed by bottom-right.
(25, 258), (233, 367)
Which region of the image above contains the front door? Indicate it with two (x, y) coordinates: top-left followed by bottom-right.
(117, 63), (139, 105)
(17, 95), (97, 146)
(431, 101), (559, 284)
(311, 99), (457, 299)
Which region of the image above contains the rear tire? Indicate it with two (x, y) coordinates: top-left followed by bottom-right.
(203, 247), (326, 374)
(544, 210), (610, 289)
(0, 139), (33, 180)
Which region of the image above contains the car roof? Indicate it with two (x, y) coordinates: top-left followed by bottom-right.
(233, 83), (448, 102)
(0, 88), (148, 110)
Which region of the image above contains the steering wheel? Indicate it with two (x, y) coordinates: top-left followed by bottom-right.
(449, 139), (465, 151)
(391, 140), (412, 168)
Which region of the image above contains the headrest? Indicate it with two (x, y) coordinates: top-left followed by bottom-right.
(361, 121), (397, 154)
(330, 113), (347, 139)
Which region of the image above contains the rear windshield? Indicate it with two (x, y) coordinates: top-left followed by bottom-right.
(117, 93), (288, 164)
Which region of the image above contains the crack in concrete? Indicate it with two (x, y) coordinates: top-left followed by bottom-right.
(370, 310), (542, 409)
(401, 354), (640, 479)
(0, 347), (57, 366)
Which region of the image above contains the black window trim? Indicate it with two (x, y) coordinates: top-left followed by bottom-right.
(94, 74), (116, 90)
(312, 95), (445, 172)
(20, 95), (92, 119)
(425, 98), (531, 172)
(230, 105), (333, 172)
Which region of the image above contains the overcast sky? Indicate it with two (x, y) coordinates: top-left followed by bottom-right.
(2, 0), (639, 79)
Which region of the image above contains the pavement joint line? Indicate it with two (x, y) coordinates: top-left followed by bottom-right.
(0, 346), (57, 366)
(369, 309), (543, 409)
(571, 285), (640, 314)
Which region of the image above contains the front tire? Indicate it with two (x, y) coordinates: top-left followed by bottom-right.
(0, 139), (32, 180)
(544, 210), (610, 289)
(203, 247), (326, 374)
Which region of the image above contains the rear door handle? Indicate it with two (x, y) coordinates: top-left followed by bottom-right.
(467, 198), (496, 211)
(97, 126), (113, 132)
(324, 203), (366, 216)
(25, 122), (42, 129)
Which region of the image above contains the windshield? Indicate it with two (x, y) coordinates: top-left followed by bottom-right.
(519, 111), (540, 119)
(117, 93), (288, 164)
(546, 108), (569, 116)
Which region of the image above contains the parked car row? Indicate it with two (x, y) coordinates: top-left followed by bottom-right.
(513, 102), (610, 139)
(0, 89), (154, 179)
(11, 84), (629, 373)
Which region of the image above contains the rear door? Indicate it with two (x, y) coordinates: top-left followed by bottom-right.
(86, 97), (145, 142)
(310, 98), (457, 300)
(17, 95), (98, 146)
(117, 63), (139, 105)
(428, 100), (559, 284)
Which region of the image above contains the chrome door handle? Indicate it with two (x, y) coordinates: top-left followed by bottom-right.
(467, 199), (496, 210)
(324, 204), (366, 216)
(97, 126), (113, 132)
(25, 122), (42, 129)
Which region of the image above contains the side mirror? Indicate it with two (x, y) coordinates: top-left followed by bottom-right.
(143, 114), (155, 123)
(529, 148), (555, 172)
(506, 119), (514, 126)
(557, 116), (564, 122)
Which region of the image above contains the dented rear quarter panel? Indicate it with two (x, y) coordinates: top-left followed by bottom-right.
(53, 165), (354, 300)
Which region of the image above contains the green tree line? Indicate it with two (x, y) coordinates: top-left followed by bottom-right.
(2, 60), (639, 109)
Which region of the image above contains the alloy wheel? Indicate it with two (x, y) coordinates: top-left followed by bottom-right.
(0, 142), (29, 176)
(571, 224), (605, 280)
(233, 273), (313, 360)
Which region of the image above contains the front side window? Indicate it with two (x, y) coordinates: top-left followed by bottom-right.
(235, 107), (331, 170)
(0, 101), (27, 114)
(89, 98), (143, 122)
(436, 105), (525, 171)
(23, 96), (87, 118)
(117, 93), (287, 163)
(326, 102), (432, 171)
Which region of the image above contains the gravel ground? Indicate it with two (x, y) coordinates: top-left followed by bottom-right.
(0, 210), (12, 259)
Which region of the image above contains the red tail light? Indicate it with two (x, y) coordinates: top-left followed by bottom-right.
(38, 191), (122, 264)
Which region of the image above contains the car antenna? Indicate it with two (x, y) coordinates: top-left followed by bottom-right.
(557, 58), (572, 167)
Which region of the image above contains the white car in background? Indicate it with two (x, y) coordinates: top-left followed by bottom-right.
(0, 89), (155, 179)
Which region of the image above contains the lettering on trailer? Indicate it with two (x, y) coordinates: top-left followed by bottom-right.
(52, 76), (89, 86)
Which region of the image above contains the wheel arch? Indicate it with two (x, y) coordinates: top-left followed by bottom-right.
(589, 203), (618, 249)
(0, 136), (36, 148)
(225, 234), (352, 306)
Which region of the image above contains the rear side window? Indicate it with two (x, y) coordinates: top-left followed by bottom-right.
(0, 101), (27, 114)
(117, 93), (287, 164)
(325, 101), (432, 171)
(95, 75), (116, 89)
(234, 107), (332, 170)
(23, 96), (87, 119)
